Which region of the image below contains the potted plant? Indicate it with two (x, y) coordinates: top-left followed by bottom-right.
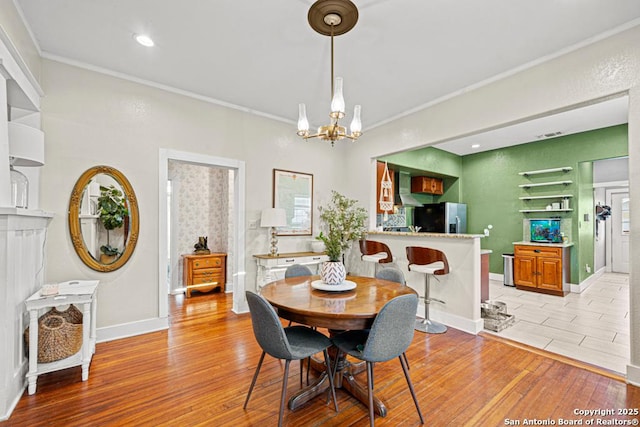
(97, 185), (128, 263)
(316, 191), (368, 284)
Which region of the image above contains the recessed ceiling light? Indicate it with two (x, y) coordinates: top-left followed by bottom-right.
(471, 144), (480, 149)
(134, 34), (154, 47)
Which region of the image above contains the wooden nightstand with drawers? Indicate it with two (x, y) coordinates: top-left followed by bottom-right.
(182, 253), (227, 297)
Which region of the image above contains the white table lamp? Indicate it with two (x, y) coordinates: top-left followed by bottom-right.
(261, 208), (287, 256)
(8, 122), (45, 209)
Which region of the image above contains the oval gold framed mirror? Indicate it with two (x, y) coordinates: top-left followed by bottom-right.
(68, 165), (139, 272)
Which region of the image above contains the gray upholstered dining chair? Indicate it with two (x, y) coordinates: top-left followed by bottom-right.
(243, 291), (338, 427)
(284, 263), (313, 278)
(332, 294), (424, 426)
(374, 267), (406, 285)
(374, 267), (410, 369)
(284, 263), (315, 383)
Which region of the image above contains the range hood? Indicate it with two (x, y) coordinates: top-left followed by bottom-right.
(394, 171), (422, 207)
(399, 193), (423, 207)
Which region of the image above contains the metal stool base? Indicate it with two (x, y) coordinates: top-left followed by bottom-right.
(415, 318), (447, 334)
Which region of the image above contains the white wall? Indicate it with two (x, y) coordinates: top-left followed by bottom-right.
(39, 59), (350, 329)
(343, 25), (640, 383)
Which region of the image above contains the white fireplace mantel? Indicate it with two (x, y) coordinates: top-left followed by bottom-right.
(0, 210), (53, 420)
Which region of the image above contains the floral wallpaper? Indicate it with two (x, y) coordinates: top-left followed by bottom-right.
(168, 161), (231, 290)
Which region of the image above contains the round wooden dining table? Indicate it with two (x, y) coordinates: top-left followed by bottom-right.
(260, 274), (417, 417)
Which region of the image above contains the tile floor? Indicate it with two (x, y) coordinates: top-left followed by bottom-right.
(484, 272), (630, 374)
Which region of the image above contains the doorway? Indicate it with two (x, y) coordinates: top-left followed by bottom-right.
(158, 149), (246, 319)
(610, 191), (630, 273)
(593, 157), (629, 274)
(167, 160), (234, 296)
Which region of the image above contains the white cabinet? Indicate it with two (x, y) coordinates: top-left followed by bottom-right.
(25, 280), (98, 394)
(254, 252), (328, 289)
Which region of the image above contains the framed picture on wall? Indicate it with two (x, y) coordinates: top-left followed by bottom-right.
(273, 169), (313, 236)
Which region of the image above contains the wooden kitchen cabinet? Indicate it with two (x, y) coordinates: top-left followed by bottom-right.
(182, 253), (227, 297)
(411, 176), (443, 195)
(514, 244), (569, 296)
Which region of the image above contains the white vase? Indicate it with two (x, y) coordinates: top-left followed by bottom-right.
(320, 261), (346, 285)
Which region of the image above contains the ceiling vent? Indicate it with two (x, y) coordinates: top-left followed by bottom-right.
(536, 131), (563, 139)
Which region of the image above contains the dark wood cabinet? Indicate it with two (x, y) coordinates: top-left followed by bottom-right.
(411, 176), (443, 195)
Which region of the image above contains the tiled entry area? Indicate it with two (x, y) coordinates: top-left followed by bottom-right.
(485, 272), (630, 374)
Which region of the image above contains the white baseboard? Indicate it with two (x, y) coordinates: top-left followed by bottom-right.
(97, 316), (169, 343)
(570, 267), (605, 293)
(0, 383), (26, 422)
(418, 303), (484, 335)
(489, 272), (504, 282)
(627, 364), (640, 386)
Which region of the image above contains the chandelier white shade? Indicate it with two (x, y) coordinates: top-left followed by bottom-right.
(297, 0), (362, 146)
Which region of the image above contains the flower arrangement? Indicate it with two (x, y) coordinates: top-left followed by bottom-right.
(316, 190), (368, 262)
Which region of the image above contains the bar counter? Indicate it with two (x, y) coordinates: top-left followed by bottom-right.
(348, 231), (486, 334)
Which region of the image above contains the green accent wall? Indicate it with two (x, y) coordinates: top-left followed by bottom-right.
(381, 147), (462, 177)
(381, 147), (463, 204)
(461, 124), (628, 282)
(375, 125), (627, 284)
(577, 162), (595, 284)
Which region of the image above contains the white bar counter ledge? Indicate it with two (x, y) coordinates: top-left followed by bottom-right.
(356, 230), (486, 334)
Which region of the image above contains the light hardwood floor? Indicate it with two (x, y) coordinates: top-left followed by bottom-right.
(486, 272), (630, 374)
(4, 290), (639, 426)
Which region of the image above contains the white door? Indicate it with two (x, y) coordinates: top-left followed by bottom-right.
(611, 192), (629, 273)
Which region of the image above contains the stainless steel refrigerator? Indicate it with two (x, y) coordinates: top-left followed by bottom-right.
(413, 202), (467, 234)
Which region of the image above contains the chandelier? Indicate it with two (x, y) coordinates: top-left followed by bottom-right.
(297, 0), (362, 146)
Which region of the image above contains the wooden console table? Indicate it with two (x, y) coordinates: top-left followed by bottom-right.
(182, 253), (227, 297)
(253, 251), (328, 289)
(25, 280), (99, 395)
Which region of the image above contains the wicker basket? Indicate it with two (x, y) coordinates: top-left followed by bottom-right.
(25, 305), (83, 363)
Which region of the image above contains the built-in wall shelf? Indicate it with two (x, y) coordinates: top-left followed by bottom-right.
(518, 167), (574, 215)
(519, 209), (573, 213)
(519, 180), (573, 188)
(519, 167), (573, 176)
(519, 194), (574, 200)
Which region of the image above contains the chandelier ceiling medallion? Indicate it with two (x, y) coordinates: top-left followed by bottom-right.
(297, 0), (362, 146)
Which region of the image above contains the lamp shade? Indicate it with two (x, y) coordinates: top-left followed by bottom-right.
(260, 208), (287, 227)
(8, 122), (45, 167)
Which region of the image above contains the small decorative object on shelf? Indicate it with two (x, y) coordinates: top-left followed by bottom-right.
(193, 236), (210, 254)
(41, 283), (59, 296)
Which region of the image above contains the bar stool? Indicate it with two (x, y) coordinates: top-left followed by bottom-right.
(406, 246), (450, 334)
(359, 239), (393, 276)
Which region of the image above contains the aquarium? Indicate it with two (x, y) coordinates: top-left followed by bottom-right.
(529, 219), (562, 243)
